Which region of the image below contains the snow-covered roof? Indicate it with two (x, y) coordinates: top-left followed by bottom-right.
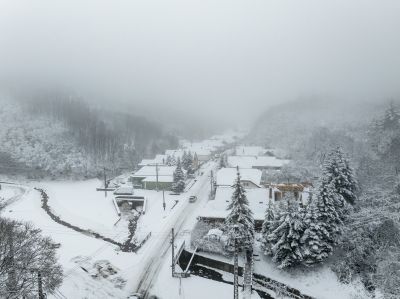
(234, 146), (267, 156)
(228, 156), (290, 169)
(142, 176), (173, 183)
(132, 166), (175, 182)
(199, 187), (269, 221)
(114, 186), (134, 195)
(138, 154), (167, 166)
(216, 168), (262, 186)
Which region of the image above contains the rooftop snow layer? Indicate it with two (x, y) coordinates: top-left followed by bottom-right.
(132, 165), (175, 179)
(199, 187), (269, 221)
(228, 156), (290, 169)
(216, 168), (262, 186)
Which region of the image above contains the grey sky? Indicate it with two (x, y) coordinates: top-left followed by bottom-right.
(0, 0), (399, 124)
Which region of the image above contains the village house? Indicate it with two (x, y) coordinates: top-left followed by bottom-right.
(234, 145), (268, 156)
(191, 148), (212, 162)
(227, 155), (290, 171)
(130, 165), (176, 190)
(264, 183), (312, 205)
(198, 186), (269, 229)
(138, 154), (167, 167)
(216, 168), (262, 188)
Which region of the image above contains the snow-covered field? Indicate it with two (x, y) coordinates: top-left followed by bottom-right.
(1, 161), (243, 299)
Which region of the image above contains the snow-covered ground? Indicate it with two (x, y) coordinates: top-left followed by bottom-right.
(0, 161), (220, 298)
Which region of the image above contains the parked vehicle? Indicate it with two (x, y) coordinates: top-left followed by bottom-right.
(189, 195), (197, 203)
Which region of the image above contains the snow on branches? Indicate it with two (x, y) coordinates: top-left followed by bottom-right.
(224, 168), (255, 251)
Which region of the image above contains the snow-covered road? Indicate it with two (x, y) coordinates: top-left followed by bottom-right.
(133, 161), (217, 298)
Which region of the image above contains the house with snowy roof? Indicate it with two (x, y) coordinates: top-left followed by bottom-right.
(138, 154), (167, 167)
(264, 183), (312, 205)
(216, 168), (262, 188)
(227, 155), (290, 170)
(198, 187), (269, 229)
(130, 165), (176, 190)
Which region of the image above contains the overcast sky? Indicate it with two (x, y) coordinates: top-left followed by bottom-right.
(0, 0), (399, 125)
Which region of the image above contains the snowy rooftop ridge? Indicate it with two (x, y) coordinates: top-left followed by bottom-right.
(132, 165), (176, 178)
(228, 155), (290, 169)
(216, 167), (262, 187)
(199, 187), (269, 221)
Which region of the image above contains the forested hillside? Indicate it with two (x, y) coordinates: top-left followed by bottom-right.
(249, 98), (380, 156)
(0, 94), (178, 179)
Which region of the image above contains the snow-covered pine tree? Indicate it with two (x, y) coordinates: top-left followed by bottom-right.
(261, 200), (277, 256)
(172, 158), (185, 193)
(323, 147), (358, 208)
(219, 154), (227, 168)
(270, 193), (304, 268)
(192, 152), (199, 170)
(301, 179), (343, 265)
(170, 155), (177, 166)
(165, 155), (173, 166)
(186, 151), (194, 174)
(382, 101), (400, 131)
(300, 194), (333, 266)
(181, 151), (188, 170)
(224, 168), (255, 251)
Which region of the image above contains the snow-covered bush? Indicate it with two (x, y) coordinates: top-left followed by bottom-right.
(191, 221), (226, 254)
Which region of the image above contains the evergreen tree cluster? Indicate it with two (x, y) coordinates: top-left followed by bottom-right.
(261, 147), (358, 268)
(369, 101), (400, 175)
(219, 154), (228, 168)
(172, 158), (186, 193)
(182, 151), (194, 174)
(165, 154), (177, 166)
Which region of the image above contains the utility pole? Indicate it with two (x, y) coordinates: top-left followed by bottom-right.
(103, 167), (107, 198)
(38, 271), (45, 299)
(171, 228), (175, 277)
(156, 163), (159, 192)
(233, 225), (239, 299)
(210, 170), (214, 197)
(162, 189), (166, 211)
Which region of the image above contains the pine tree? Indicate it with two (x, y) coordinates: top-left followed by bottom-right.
(261, 200), (277, 256)
(382, 101), (400, 131)
(219, 154), (227, 168)
(323, 147), (358, 207)
(301, 197), (332, 266)
(166, 155), (173, 166)
(172, 158), (185, 193)
(270, 194), (304, 268)
(224, 169), (255, 251)
(182, 151), (189, 170)
(186, 151), (194, 174)
(193, 153), (199, 170)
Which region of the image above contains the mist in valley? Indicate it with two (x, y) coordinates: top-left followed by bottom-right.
(1, 1), (400, 299)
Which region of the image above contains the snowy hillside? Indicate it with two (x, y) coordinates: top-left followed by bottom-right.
(0, 96), (179, 179)
(0, 98), (89, 178)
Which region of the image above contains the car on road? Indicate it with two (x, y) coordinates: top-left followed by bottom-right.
(189, 195), (197, 203)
